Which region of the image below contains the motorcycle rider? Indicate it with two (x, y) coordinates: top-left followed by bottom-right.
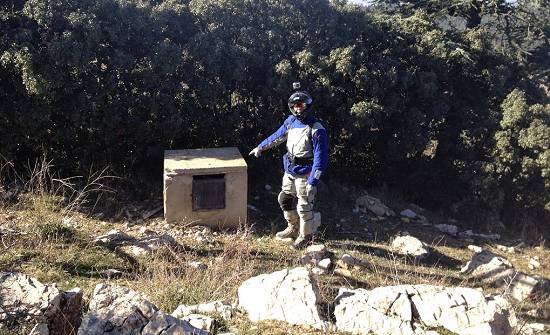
(249, 85), (328, 249)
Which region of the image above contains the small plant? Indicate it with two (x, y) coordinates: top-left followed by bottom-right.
(36, 221), (75, 242)
(212, 316), (229, 334)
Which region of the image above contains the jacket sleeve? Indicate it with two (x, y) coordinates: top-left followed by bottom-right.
(308, 127), (328, 186)
(256, 117), (291, 152)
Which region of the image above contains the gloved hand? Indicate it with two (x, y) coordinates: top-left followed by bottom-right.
(249, 147), (261, 158)
(306, 184), (317, 201)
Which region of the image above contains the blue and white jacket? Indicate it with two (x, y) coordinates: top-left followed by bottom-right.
(257, 114), (329, 186)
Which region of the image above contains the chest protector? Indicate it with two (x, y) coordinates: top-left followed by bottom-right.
(287, 125), (313, 160)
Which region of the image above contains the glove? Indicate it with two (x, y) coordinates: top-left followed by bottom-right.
(249, 147), (261, 158)
(306, 184), (317, 201)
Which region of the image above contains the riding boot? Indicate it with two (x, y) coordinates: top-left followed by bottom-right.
(275, 210), (299, 240)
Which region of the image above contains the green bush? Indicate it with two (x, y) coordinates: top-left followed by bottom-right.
(1, 0), (548, 227)
(491, 90), (550, 217)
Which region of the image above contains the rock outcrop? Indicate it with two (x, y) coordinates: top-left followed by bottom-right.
(0, 272), (62, 324)
(94, 229), (181, 256)
(461, 251), (548, 301)
(434, 224), (458, 236)
(334, 285), (516, 335)
(300, 244), (334, 274)
(391, 235), (430, 259)
(172, 300), (234, 321)
(94, 229), (132, 245)
(0, 272), (82, 335)
(78, 284), (208, 335)
(237, 267), (328, 330)
(355, 195), (395, 216)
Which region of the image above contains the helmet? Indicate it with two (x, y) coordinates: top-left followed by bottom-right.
(288, 91), (313, 121)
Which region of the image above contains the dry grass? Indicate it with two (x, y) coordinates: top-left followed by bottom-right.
(131, 235), (265, 312)
(0, 155), (115, 218)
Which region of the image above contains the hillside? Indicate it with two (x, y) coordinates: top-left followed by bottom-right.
(0, 175), (548, 334)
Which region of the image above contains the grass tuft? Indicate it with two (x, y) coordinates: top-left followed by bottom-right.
(35, 221), (75, 242)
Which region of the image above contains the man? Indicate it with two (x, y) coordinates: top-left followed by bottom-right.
(249, 87), (329, 249)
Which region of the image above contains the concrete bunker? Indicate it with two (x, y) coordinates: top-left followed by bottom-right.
(163, 147), (247, 228)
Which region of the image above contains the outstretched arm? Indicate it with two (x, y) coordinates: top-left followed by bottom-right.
(249, 117), (292, 157)
(308, 127), (328, 186)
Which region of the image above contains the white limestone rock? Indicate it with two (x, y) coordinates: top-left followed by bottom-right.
(96, 228), (181, 257)
(94, 229), (132, 245)
(400, 209), (417, 219)
(391, 235), (430, 259)
(121, 233), (180, 256)
(237, 267), (328, 330)
(341, 254), (360, 267)
(468, 245), (483, 253)
(461, 250), (512, 274)
(317, 258), (332, 270)
(434, 224), (458, 236)
(0, 272), (62, 324)
(182, 314), (215, 332)
(528, 257), (541, 270)
(78, 284), (207, 335)
(485, 295), (517, 335)
(508, 273), (541, 301)
(461, 251), (545, 301)
(311, 267), (327, 275)
(334, 287), (415, 335)
(301, 244), (331, 267)
(520, 322), (546, 335)
(334, 285), (516, 335)
(78, 284), (157, 335)
(28, 323), (49, 335)
(305, 244), (328, 260)
(138, 233), (179, 251)
(459, 230), (500, 241)
(496, 244), (515, 253)
(123, 244), (150, 256)
(355, 195), (395, 216)
(141, 311), (209, 335)
(0, 273), (82, 335)
(172, 300), (233, 321)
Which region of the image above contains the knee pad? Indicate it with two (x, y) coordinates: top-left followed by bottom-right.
(278, 191), (296, 211)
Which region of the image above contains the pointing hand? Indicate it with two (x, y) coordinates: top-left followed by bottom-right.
(249, 147), (261, 158)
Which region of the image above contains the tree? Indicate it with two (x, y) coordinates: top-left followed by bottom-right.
(490, 89), (550, 217)
(372, 0), (550, 93)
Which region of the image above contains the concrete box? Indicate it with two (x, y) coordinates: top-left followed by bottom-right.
(163, 147), (248, 228)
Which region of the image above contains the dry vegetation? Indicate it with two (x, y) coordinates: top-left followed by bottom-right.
(0, 160), (549, 334)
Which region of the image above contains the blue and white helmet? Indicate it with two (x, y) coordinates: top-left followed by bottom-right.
(288, 91), (313, 121)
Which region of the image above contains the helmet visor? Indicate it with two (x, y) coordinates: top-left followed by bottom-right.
(291, 101), (306, 109)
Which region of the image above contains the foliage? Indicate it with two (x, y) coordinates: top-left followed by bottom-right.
(36, 221), (75, 241)
(0, 0), (548, 227)
(491, 89), (550, 213)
